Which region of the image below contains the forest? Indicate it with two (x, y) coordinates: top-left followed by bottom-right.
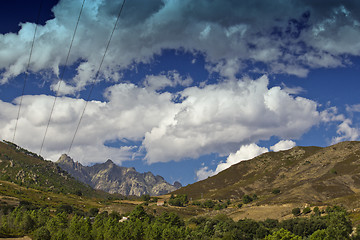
(0, 203), (359, 240)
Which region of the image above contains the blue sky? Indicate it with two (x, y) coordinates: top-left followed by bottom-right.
(1, 0), (360, 186)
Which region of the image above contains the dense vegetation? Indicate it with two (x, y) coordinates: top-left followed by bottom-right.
(0, 204), (358, 240)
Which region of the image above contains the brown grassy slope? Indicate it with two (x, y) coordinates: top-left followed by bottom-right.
(174, 141), (360, 206)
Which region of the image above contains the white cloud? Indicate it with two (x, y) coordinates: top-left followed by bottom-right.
(2, 0), (360, 90)
(215, 144), (269, 173)
(346, 104), (360, 113)
(332, 119), (360, 144)
(1, 74), (322, 166)
(196, 143), (268, 181)
(196, 139), (296, 181)
(1, 82), (176, 165)
(280, 83), (305, 95)
(196, 166), (214, 181)
(320, 107), (345, 122)
(270, 140), (296, 152)
(144, 70), (192, 91)
(144, 75), (320, 163)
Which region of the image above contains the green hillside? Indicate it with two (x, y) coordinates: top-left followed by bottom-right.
(0, 140), (107, 199)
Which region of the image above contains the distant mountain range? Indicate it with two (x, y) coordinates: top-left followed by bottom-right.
(174, 141), (360, 208)
(56, 154), (181, 196)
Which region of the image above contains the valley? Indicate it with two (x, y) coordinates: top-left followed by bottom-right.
(2, 140), (360, 239)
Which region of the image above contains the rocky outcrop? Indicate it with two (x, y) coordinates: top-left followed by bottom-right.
(57, 154), (181, 196)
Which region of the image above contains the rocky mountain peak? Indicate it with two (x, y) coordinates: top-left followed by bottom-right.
(105, 159), (114, 166)
(173, 181), (182, 189)
(56, 155), (182, 196)
(57, 154), (74, 165)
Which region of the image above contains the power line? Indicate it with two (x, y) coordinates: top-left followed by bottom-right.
(39, 0), (86, 155)
(68, 0), (127, 154)
(12, 0), (44, 143)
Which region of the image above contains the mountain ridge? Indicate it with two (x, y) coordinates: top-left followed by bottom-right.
(174, 141), (360, 208)
(0, 140), (105, 198)
(57, 154), (181, 196)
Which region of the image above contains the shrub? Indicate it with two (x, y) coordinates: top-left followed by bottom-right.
(272, 189), (281, 194)
(202, 200), (215, 208)
(242, 195), (253, 204)
(88, 208), (99, 217)
(303, 207), (311, 214)
(140, 194), (150, 202)
(168, 194), (188, 207)
(313, 207), (320, 216)
(32, 226), (51, 240)
(292, 207), (301, 216)
(57, 204), (73, 214)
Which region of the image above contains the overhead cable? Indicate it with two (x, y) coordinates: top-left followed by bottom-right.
(12, 0), (44, 143)
(67, 0), (127, 154)
(39, 0), (86, 155)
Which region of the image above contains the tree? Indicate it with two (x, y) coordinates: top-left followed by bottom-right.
(67, 215), (92, 240)
(303, 207), (311, 214)
(242, 195), (253, 204)
(168, 195), (188, 207)
(202, 200), (215, 208)
(130, 205), (151, 222)
(88, 208), (99, 217)
(32, 226), (51, 240)
(140, 194), (151, 202)
(292, 208), (301, 216)
(57, 204), (73, 214)
(21, 213), (35, 233)
(264, 228), (302, 240)
(313, 207), (320, 216)
(326, 211), (352, 239)
(309, 229), (327, 240)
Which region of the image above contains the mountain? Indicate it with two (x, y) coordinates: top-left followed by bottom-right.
(57, 154), (181, 196)
(174, 141), (360, 206)
(0, 140), (104, 198)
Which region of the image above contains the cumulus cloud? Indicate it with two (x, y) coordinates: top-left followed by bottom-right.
(0, 82), (176, 164)
(1, 74), (321, 166)
(144, 75), (320, 163)
(196, 140), (296, 181)
(2, 0), (360, 91)
(144, 70), (192, 91)
(332, 119), (360, 144)
(196, 166), (215, 182)
(196, 144), (268, 181)
(270, 140), (296, 152)
(318, 106), (360, 144)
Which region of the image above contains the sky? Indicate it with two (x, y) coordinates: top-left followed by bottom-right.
(1, 0), (360, 186)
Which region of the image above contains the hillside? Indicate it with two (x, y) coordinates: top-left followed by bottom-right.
(175, 141), (360, 208)
(57, 154), (182, 196)
(0, 140), (107, 198)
